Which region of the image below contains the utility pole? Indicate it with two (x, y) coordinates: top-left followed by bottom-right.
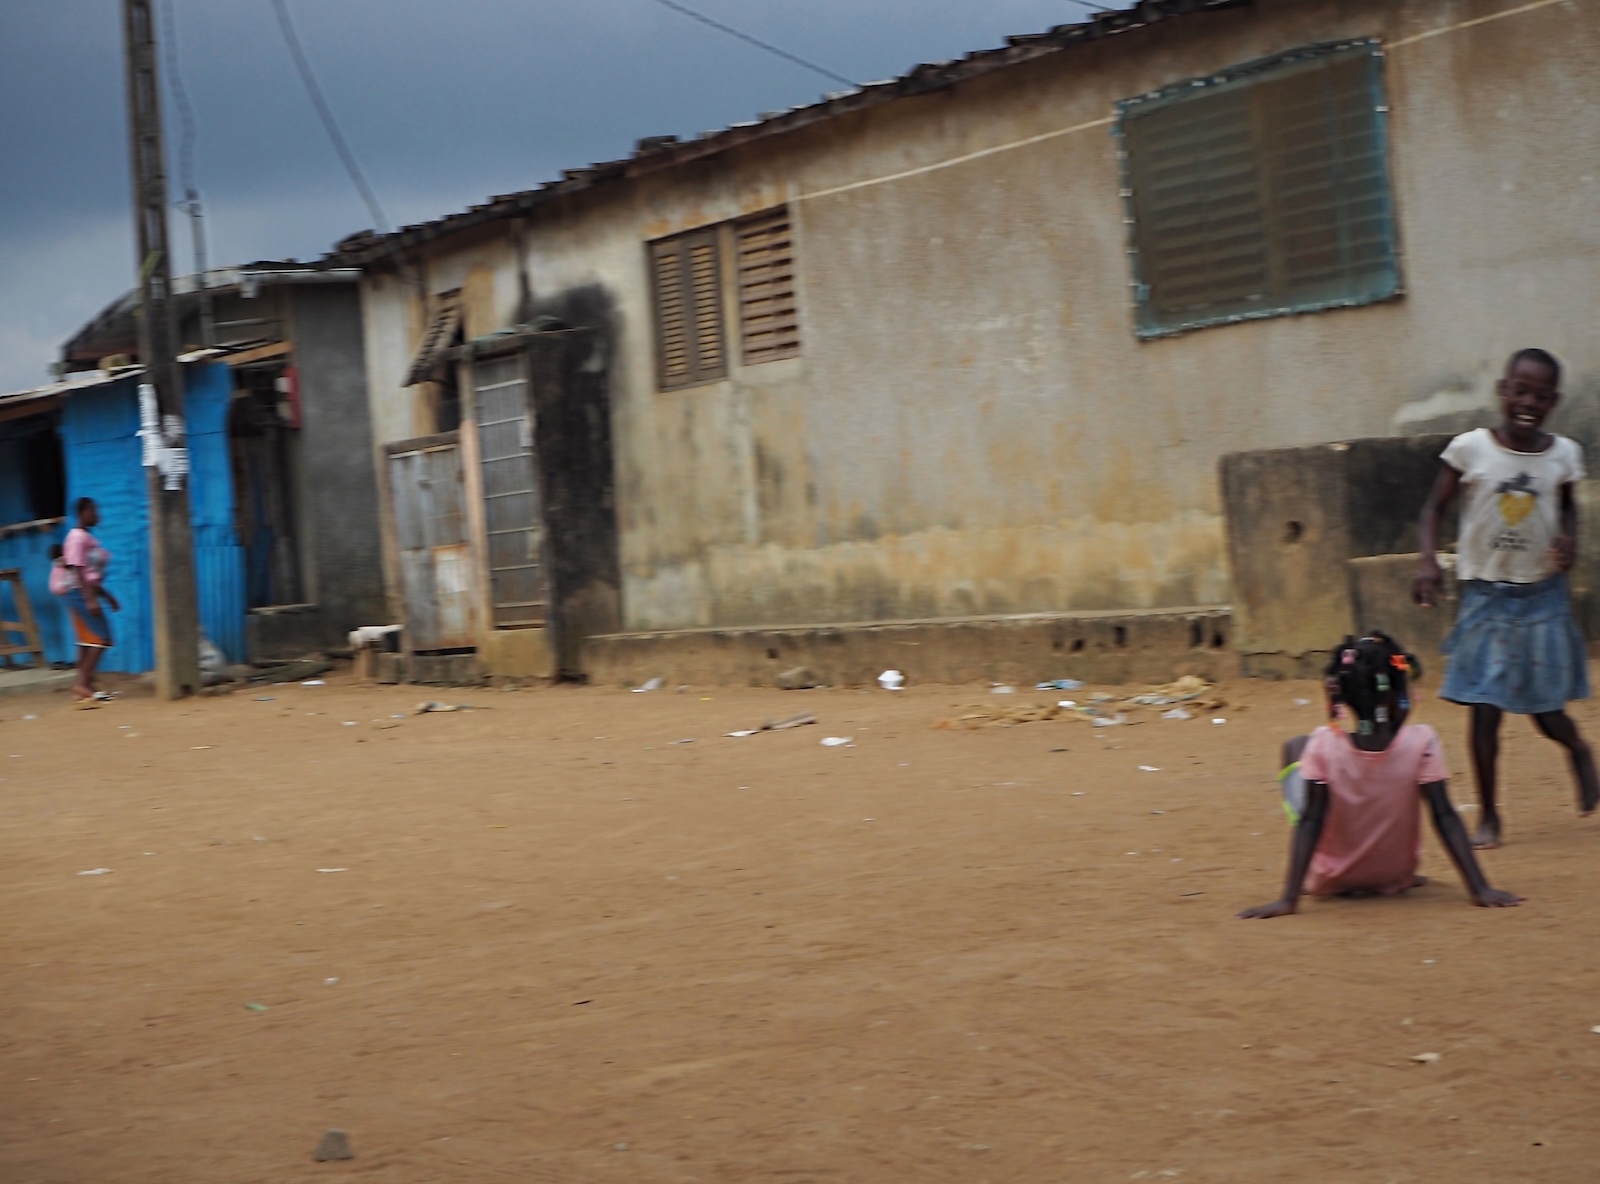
(123, 0), (201, 699)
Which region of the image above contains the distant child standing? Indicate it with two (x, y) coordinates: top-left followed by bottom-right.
(1415, 348), (1599, 847)
(1239, 632), (1519, 918)
(57, 496), (120, 703)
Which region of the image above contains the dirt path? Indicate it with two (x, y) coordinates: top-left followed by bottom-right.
(3, 672), (1599, 1182)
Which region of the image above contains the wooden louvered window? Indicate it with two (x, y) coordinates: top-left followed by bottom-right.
(736, 208), (800, 365)
(1118, 41), (1400, 339)
(650, 228), (726, 390)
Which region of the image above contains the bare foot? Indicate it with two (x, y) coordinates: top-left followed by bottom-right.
(1472, 819), (1502, 850)
(1578, 777), (1599, 817)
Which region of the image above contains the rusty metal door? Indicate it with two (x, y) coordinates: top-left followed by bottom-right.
(388, 437), (476, 650)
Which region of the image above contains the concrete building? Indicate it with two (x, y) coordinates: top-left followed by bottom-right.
(333, 0), (1600, 683)
(58, 264), (387, 661)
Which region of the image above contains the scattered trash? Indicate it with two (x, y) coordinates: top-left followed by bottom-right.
(936, 703), (1062, 729)
(775, 666), (822, 690)
(821, 736), (854, 747)
(878, 669), (906, 691)
(244, 1002), (270, 1013)
(313, 1129), (354, 1162)
(1161, 708), (1193, 721)
(631, 677), (664, 693)
(341, 721), (357, 727)
(77, 868), (114, 876)
(1293, 698), (1312, 707)
(1036, 679), (1085, 691)
(254, 696), (276, 702)
(1126, 694), (1178, 706)
(1057, 700), (1077, 709)
(726, 730), (761, 738)
(372, 720), (402, 730)
(612, 1142), (630, 1153)
(21, 714), (36, 721)
(765, 711), (817, 730)
(316, 868), (348, 873)
(990, 685), (1016, 695)
(302, 679), (326, 687)
(1139, 765), (1161, 772)
(1590, 1025), (1600, 1035)
(1411, 1052), (1442, 1065)
(191, 745), (213, 751)
(670, 738), (695, 746)
(1093, 715), (1126, 728)
(1211, 718), (1228, 726)
(325, 977), (339, 986)
(415, 701), (472, 714)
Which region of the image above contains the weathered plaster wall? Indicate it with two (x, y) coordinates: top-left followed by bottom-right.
(361, 0), (1600, 634)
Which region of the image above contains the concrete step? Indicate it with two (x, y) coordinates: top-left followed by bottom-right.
(582, 606), (1233, 689)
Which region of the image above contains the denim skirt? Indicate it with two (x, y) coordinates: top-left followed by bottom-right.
(1440, 573), (1589, 715)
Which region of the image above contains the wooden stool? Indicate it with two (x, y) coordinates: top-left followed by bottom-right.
(0, 569), (47, 669)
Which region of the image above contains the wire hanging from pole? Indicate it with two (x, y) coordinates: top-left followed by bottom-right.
(158, 0), (214, 344)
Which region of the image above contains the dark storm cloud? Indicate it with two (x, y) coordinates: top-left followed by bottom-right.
(0, 0), (1087, 389)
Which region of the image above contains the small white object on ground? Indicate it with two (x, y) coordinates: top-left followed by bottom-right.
(1211, 718), (1227, 726)
(22, 714), (36, 721)
(1161, 708), (1192, 720)
(316, 867), (348, 873)
(1411, 1052), (1442, 1064)
(1294, 698), (1311, 707)
(77, 868), (114, 876)
(325, 977), (340, 985)
(726, 730), (760, 738)
(821, 736), (854, 747)
(878, 669), (906, 691)
(1058, 700), (1077, 708)
(341, 721), (357, 727)
(1590, 1025), (1600, 1034)
(1139, 765), (1161, 772)
(631, 677), (664, 693)
(302, 679), (326, 686)
(990, 685), (1015, 695)
(1093, 715), (1125, 728)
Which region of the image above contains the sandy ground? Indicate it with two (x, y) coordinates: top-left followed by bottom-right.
(3, 669), (1600, 1183)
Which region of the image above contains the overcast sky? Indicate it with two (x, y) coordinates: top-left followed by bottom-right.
(0, 0), (1094, 392)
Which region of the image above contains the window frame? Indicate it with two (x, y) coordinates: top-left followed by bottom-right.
(734, 206), (801, 367)
(648, 226), (728, 391)
(1115, 39), (1403, 340)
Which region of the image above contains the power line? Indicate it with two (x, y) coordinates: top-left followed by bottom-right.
(644, 0), (857, 90)
(158, 0), (214, 344)
(268, 0), (392, 235)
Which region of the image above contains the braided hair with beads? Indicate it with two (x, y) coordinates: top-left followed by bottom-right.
(1325, 632), (1422, 735)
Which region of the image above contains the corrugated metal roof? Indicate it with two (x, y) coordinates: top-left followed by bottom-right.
(325, 0), (1251, 266)
(0, 350), (225, 410)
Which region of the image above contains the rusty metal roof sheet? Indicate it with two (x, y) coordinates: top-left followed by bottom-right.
(325, 0), (1251, 267)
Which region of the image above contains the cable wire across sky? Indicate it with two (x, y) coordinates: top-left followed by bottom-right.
(643, 0), (858, 90)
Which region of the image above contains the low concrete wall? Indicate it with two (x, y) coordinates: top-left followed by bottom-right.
(480, 627), (555, 682)
(583, 607), (1232, 689)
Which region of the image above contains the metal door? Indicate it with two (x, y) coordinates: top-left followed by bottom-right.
(388, 438), (475, 650)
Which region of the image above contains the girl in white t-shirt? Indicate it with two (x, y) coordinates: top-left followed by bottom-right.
(1415, 348), (1598, 849)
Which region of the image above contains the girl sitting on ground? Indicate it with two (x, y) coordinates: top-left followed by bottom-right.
(1239, 632), (1520, 919)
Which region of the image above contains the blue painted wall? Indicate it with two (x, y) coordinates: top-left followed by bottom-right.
(43, 362), (247, 673)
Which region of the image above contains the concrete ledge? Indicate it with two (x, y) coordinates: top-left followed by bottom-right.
(0, 667), (75, 699)
(584, 607), (1233, 688)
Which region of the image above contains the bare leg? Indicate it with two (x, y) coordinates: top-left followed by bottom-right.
(73, 645), (95, 700)
(1470, 704), (1504, 848)
(1531, 710), (1600, 816)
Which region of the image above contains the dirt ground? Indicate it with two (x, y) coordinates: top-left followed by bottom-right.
(4, 669), (1600, 1184)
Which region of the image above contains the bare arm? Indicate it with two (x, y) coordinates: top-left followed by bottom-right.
(1552, 483), (1579, 572)
(1238, 780), (1328, 919)
(1420, 781), (1521, 907)
(1414, 462), (1462, 607)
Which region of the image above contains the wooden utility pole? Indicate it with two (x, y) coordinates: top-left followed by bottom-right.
(123, 0), (201, 698)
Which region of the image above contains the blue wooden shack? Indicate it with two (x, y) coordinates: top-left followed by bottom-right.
(0, 359), (245, 673)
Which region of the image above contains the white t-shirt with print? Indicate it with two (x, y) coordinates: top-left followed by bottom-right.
(1442, 427), (1585, 584)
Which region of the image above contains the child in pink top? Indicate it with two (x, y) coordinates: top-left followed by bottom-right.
(1240, 632), (1519, 919)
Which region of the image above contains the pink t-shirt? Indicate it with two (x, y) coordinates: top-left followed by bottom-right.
(1299, 724), (1448, 896)
(62, 527), (109, 589)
